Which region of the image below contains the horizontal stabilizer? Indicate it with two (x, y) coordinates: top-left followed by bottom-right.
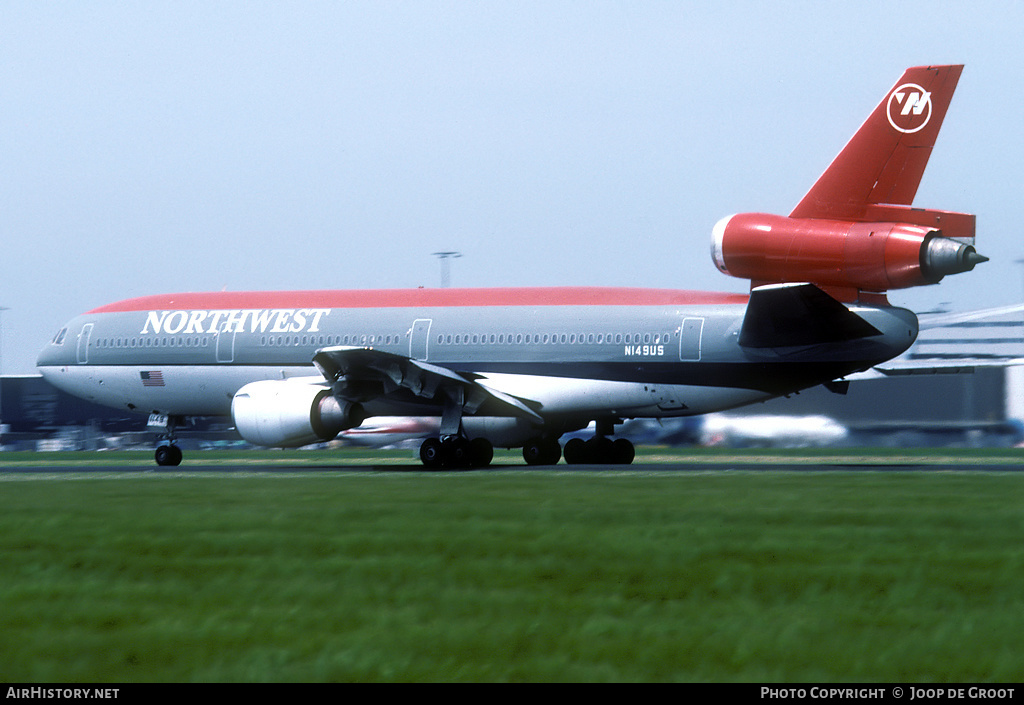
(739, 283), (881, 348)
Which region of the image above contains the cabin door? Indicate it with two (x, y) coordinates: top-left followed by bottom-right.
(410, 319), (432, 360)
(679, 317), (704, 361)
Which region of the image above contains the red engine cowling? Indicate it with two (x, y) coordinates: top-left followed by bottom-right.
(711, 212), (985, 293)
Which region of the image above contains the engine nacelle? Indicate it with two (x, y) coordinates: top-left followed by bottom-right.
(711, 212), (986, 294)
(231, 380), (365, 448)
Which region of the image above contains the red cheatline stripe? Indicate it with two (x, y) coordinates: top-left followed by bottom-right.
(88, 287), (749, 313)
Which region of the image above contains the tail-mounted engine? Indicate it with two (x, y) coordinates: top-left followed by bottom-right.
(711, 209), (986, 299)
(710, 65), (987, 300)
(231, 379), (365, 448)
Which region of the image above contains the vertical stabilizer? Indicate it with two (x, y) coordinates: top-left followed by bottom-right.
(713, 64), (983, 301)
(790, 65), (963, 220)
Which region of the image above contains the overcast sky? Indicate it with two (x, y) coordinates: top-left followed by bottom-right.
(3, 1), (1023, 374)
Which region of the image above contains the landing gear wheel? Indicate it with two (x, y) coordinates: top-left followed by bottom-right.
(443, 437), (473, 468)
(420, 437), (493, 469)
(564, 436), (634, 465)
(420, 438), (445, 469)
(469, 437), (494, 467)
(584, 436), (615, 463)
(523, 437), (561, 466)
(153, 415), (185, 467)
(155, 444), (182, 467)
(611, 438), (635, 465)
(563, 437), (587, 465)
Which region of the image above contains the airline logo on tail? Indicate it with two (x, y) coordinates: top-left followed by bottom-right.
(714, 64), (985, 300)
(887, 83), (932, 133)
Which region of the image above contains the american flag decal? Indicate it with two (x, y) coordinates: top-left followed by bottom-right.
(140, 371), (165, 387)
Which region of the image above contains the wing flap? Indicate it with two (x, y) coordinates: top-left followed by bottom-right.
(312, 346), (544, 423)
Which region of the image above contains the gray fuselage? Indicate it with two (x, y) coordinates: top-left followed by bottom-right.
(37, 287), (918, 434)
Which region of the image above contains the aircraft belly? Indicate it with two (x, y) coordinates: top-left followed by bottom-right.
(475, 372), (771, 418)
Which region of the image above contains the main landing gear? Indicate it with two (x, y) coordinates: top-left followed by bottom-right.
(417, 389), (636, 468)
(548, 418), (636, 466)
(562, 436), (635, 465)
(562, 419), (635, 465)
(419, 436), (494, 469)
(522, 433), (635, 466)
(416, 431), (636, 468)
(522, 436), (562, 465)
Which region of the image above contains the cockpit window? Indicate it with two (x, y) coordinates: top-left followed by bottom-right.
(52, 327), (68, 345)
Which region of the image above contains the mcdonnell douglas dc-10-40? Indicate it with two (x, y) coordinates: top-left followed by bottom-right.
(38, 65), (986, 467)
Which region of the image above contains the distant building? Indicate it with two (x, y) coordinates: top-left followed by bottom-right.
(0, 376), (232, 451)
(1, 367), (1020, 451)
(0, 375), (142, 433)
(740, 368), (1007, 424)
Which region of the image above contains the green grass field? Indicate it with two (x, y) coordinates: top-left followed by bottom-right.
(2, 451), (1024, 681)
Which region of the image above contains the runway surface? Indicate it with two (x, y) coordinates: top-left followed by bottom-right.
(3, 460), (1024, 474)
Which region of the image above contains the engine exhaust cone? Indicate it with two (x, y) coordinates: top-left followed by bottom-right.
(922, 236), (988, 282)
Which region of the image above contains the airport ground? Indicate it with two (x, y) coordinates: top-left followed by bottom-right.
(5, 444), (1024, 471)
(2, 447), (1023, 682)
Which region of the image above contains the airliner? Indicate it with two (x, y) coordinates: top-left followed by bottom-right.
(37, 65), (986, 467)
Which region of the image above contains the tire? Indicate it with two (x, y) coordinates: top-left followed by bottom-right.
(522, 438), (548, 465)
(584, 436), (614, 464)
(444, 437), (473, 468)
(542, 438), (562, 465)
(563, 437), (587, 465)
(524, 438), (561, 465)
(469, 437), (493, 467)
(155, 444), (182, 467)
(419, 438), (445, 468)
(612, 438), (635, 465)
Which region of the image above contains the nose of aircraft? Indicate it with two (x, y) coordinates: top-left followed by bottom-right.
(37, 324), (74, 369)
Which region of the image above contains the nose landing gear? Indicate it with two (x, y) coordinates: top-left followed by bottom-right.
(155, 442), (183, 467)
(151, 414), (184, 466)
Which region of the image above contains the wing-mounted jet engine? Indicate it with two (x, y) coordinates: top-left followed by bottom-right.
(232, 379), (365, 448)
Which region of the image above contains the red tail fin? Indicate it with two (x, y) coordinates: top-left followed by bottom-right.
(790, 65), (963, 220)
(713, 64), (984, 302)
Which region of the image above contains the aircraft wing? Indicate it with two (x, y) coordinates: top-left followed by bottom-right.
(848, 303), (1024, 379)
(311, 346), (545, 424)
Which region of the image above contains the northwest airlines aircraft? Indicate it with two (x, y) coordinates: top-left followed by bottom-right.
(38, 65), (986, 467)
